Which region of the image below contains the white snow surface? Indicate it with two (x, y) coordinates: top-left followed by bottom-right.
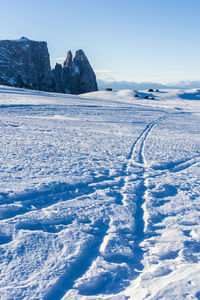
(0, 86), (200, 299)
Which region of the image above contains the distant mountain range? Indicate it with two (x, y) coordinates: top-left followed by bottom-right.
(97, 79), (200, 90)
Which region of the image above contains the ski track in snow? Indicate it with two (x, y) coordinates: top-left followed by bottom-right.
(1, 88), (200, 299)
(89, 116), (172, 293)
(0, 176), (119, 221)
(43, 220), (110, 300)
(62, 115), (175, 297)
(72, 111), (200, 297)
(2, 111), (200, 298)
(25, 114), (171, 299)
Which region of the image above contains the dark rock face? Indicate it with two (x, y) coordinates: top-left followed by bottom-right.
(0, 37), (53, 91)
(0, 37), (98, 94)
(51, 63), (66, 93)
(52, 49), (98, 94)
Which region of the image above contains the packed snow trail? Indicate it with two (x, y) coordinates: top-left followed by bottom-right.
(0, 87), (200, 299)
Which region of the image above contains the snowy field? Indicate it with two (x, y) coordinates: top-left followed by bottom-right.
(0, 86), (200, 299)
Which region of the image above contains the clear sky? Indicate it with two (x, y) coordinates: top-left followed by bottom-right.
(1, 0), (200, 83)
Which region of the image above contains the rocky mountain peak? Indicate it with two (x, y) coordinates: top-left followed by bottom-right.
(74, 49), (88, 62)
(19, 37), (30, 41)
(53, 49), (98, 94)
(0, 37), (98, 94)
(63, 50), (73, 68)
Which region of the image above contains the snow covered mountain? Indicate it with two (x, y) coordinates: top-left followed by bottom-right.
(0, 86), (200, 299)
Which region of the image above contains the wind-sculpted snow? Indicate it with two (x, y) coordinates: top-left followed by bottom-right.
(0, 86), (200, 299)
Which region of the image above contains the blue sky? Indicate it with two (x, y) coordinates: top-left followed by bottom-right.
(0, 0), (200, 83)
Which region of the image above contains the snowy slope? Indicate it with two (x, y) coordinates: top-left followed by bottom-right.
(0, 86), (200, 299)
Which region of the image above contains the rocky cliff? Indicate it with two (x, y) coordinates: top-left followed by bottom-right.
(0, 37), (98, 94)
(0, 37), (53, 91)
(52, 49), (98, 94)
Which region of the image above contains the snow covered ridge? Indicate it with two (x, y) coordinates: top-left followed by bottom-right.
(0, 86), (200, 299)
(0, 37), (98, 94)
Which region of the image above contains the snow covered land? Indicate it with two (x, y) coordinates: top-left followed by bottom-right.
(0, 85), (200, 299)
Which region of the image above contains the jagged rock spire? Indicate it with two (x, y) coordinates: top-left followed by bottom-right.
(74, 49), (88, 62)
(53, 49), (98, 94)
(63, 50), (73, 68)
